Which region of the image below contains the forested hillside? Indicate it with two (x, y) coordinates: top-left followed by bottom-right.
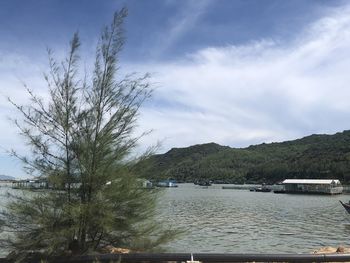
(137, 130), (350, 184)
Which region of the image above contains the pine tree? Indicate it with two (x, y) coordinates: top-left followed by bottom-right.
(0, 8), (176, 259)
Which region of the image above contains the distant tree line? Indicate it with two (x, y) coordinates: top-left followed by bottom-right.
(136, 131), (350, 184)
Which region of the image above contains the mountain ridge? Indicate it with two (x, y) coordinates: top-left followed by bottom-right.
(0, 174), (16, 181)
(137, 130), (350, 184)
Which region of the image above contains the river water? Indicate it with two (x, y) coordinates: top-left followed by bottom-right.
(158, 183), (350, 253)
(1, 184), (350, 255)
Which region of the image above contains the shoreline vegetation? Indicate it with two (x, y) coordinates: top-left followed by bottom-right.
(137, 130), (350, 185)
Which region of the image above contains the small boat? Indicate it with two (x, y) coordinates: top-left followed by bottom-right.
(156, 180), (178, 188)
(340, 200), (350, 214)
(197, 181), (212, 187)
(250, 184), (271, 192)
(255, 187), (271, 192)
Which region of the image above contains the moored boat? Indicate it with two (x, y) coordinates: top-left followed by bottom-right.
(339, 200), (350, 214)
(255, 187), (271, 192)
(156, 180), (178, 187)
(196, 180), (212, 186)
(250, 183), (271, 192)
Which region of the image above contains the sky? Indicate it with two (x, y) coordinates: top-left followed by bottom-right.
(0, 0), (350, 178)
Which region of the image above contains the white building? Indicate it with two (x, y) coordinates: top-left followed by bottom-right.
(282, 179), (343, 195)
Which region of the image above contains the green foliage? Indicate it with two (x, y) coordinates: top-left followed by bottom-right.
(0, 8), (176, 259)
(137, 131), (350, 184)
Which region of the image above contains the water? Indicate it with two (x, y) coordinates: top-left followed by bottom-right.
(1, 184), (350, 255)
(158, 183), (350, 253)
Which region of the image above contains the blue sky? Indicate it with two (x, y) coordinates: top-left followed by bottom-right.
(0, 0), (350, 177)
(0, 0), (344, 61)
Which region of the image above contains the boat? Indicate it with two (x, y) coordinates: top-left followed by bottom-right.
(195, 180), (212, 187)
(339, 200), (350, 214)
(250, 183), (271, 192)
(255, 187), (271, 192)
(250, 187), (271, 192)
(156, 180), (178, 188)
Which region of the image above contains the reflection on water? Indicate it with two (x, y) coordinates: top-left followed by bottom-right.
(157, 184), (350, 253)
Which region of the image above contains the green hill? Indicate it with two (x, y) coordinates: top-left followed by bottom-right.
(0, 174), (15, 180)
(136, 131), (350, 184)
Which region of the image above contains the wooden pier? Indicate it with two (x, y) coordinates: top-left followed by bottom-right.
(11, 179), (49, 190)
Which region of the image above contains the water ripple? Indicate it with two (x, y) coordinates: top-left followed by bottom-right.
(157, 184), (350, 253)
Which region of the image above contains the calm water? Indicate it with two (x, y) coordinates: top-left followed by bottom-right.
(158, 183), (350, 253)
(1, 184), (350, 255)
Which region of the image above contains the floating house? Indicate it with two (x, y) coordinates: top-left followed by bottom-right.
(282, 179), (343, 195)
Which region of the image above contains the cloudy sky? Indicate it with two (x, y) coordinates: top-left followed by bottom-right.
(0, 0), (350, 177)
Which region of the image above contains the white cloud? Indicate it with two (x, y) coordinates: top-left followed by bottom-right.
(151, 0), (212, 58)
(0, 52), (50, 177)
(134, 4), (350, 152)
(3, 3), (350, 176)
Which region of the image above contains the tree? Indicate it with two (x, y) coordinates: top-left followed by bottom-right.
(0, 8), (176, 259)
